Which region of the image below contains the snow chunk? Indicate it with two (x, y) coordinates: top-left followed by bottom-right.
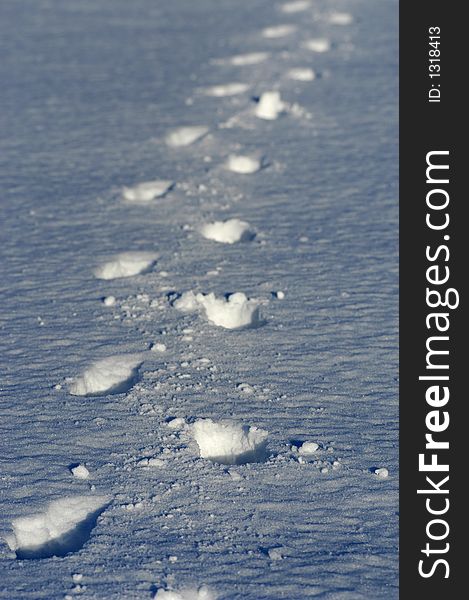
(304, 38), (331, 53)
(225, 155), (262, 174)
(154, 585), (216, 600)
(255, 91), (285, 120)
(288, 67), (316, 82)
(299, 442), (319, 455)
(262, 24), (296, 38)
(375, 467), (389, 479)
(192, 419), (268, 465)
(69, 354), (143, 396)
(122, 180), (173, 203)
(174, 291), (263, 330)
(202, 83), (249, 97)
(151, 342), (167, 353)
(71, 464), (90, 479)
(227, 52), (269, 66)
(103, 295), (116, 306)
(94, 252), (157, 280)
(5, 495), (108, 559)
(280, 1), (311, 13)
(200, 219), (255, 244)
(327, 11), (353, 26)
(165, 126), (209, 147)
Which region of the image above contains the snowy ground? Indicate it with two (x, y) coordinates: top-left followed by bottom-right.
(0, 0), (398, 598)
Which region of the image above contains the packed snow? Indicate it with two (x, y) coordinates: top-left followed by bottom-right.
(261, 24), (296, 38)
(192, 419), (269, 465)
(201, 83), (249, 97)
(174, 291), (263, 329)
(5, 496), (109, 559)
(280, 1), (311, 13)
(199, 219), (255, 244)
(94, 252), (158, 280)
(154, 585), (216, 600)
(303, 38), (331, 53)
(69, 354), (143, 396)
(165, 126), (209, 147)
(287, 67), (316, 82)
(224, 154), (263, 174)
(122, 180), (174, 202)
(255, 91), (285, 120)
(224, 52), (270, 66)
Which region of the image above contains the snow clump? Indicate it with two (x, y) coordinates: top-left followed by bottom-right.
(69, 354), (143, 396)
(199, 219), (255, 244)
(94, 252), (157, 280)
(174, 291), (263, 329)
(192, 419), (268, 465)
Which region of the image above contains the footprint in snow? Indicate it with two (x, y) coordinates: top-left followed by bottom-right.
(326, 11), (354, 26)
(287, 67), (316, 82)
(280, 0), (312, 13)
(174, 291), (265, 330)
(154, 585), (216, 600)
(122, 180), (174, 203)
(192, 418), (269, 465)
(261, 24), (297, 39)
(215, 52), (270, 67)
(255, 91), (285, 120)
(69, 354), (143, 396)
(303, 38), (331, 53)
(200, 82), (250, 97)
(5, 495), (109, 559)
(199, 218), (255, 244)
(165, 126), (209, 147)
(94, 251), (158, 280)
(224, 154), (263, 174)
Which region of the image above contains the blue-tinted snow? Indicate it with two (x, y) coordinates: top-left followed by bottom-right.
(0, 0), (398, 598)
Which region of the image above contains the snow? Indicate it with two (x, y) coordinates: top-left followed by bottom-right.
(224, 155), (262, 174)
(174, 291), (263, 329)
(70, 464), (90, 480)
(261, 24), (296, 39)
(1, 0), (398, 597)
(280, 1), (311, 13)
(375, 468), (390, 479)
(5, 496), (109, 559)
(69, 354), (143, 396)
(192, 419), (269, 465)
(298, 441), (319, 455)
(303, 38), (331, 53)
(201, 83), (249, 97)
(287, 67), (316, 82)
(224, 52), (270, 66)
(154, 585), (216, 600)
(199, 219), (255, 244)
(122, 180), (174, 202)
(94, 252), (158, 280)
(255, 91), (285, 120)
(165, 126), (209, 147)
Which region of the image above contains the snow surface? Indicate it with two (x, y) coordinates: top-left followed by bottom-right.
(0, 0), (398, 597)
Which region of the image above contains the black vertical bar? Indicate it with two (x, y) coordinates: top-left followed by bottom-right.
(400, 2), (464, 597)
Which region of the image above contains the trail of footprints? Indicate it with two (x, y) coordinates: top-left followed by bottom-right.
(4, 4), (384, 598)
